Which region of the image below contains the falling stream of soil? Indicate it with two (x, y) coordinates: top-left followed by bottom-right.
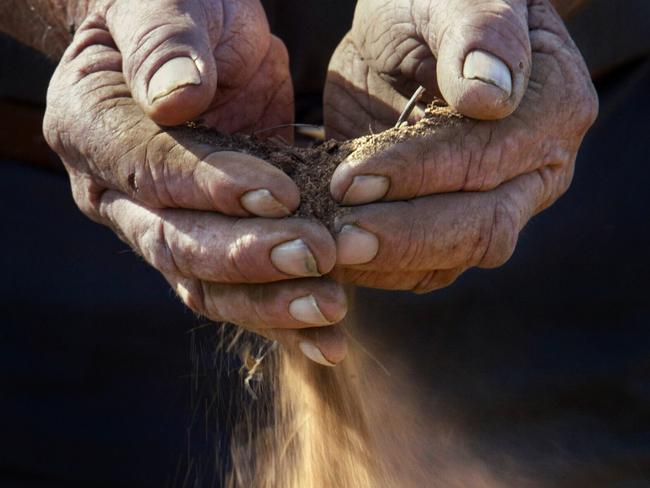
(186, 102), (505, 488)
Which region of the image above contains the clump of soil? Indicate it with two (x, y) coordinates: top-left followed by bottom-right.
(183, 103), (464, 230)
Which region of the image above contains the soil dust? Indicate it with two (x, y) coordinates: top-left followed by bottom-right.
(184, 102), (463, 230)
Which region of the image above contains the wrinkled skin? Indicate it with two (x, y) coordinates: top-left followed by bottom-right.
(44, 0), (348, 363)
(43, 0), (598, 364)
(325, 0), (598, 292)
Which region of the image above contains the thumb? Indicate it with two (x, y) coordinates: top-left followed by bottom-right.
(430, 0), (531, 120)
(105, 0), (219, 126)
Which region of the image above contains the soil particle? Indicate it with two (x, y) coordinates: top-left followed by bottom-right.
(183, 103), (464, 231)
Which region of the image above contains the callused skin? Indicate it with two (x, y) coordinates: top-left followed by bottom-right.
(324, 0), (598, 292)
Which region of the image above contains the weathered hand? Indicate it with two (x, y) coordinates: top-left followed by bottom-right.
(43, 2), (348, 365)
(77, 0), (294, 130)
(324, 0), (598, 292)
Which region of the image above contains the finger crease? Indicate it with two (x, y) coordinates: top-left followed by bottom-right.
(158, 219), (182, 276)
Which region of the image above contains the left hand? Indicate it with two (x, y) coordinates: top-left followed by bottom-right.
(324, 0), (598, 292)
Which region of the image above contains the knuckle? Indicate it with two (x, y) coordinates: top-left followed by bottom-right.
(204, 286), (256, 329)
(412, 270), (441, 294)
(457, 126), (487, 191)
(171, 232), (209, 277)
(574, 81), (599, 133)
(272, 35), (290, 67)
(388, 144), (423, 198)
(538, 142), (574, 181)
(383, 143), (424, 198)
(463, 126), (520, 192)
(386, 201), (424, 269)
(537, 145), (576, 207)
(402, 227), (428, 269)
(122, 130), (178, 207)
(43, 77), (70, 157)
(541, 165), (574, 208)
(175, 234), (203, 266)
(250, 295), (274, 329)
(140, 131), (176, 203)
(144, 218), (185, 275)
(126, 22), (180, 69)
(68, 173), (103, 221)
(176, 279), (208, 317)
(201, 284), (240, 325)
(224, 229), (259, 283)
(444, 2), (529, 55)
(410, 140), (430, 198)
(477, 196), (519, 268)
(42, 108), (65, 155)
(413, 268), (462, 294)
(556, 165), (575, 198)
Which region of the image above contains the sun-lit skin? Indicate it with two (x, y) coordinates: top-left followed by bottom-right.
(0, 0), (596, 363)
(324, 0), (598, 292)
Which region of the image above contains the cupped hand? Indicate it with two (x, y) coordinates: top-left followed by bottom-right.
(42, 1), (348, 366)
(324, 0), (598, 292)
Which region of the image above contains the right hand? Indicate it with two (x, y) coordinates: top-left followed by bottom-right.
(43, 0), (348, 366)
(323, 0), (597, 293)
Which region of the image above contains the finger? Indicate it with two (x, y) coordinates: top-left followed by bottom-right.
(46, 26), (299, 217)
(98, 191), (337, 282)
(333, 170), (566, 272)
(115, 127), (301, 217)
(171, 276), (348, 329)
(199, 36), (295, 142)
(169, 275), (348, 366)
(329, 267), (464, 294)
(331, 115), (563, 204)
(267, 326), (348, 367)
(426, 0), (531, 120)
(324, 36), (427, 140)
(105, 0), (220, 126)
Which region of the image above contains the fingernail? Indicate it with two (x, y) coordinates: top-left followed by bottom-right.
(298, 340), (336, 367)
(337, 224), (379, 265)
(270, 239), (320, 277)
(148, 57), (201, 104)
(342, 175), (389, 205)
(289, 295), (332, 325)
(463, 50), (512, 96)
(241, 189), (291, 218)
